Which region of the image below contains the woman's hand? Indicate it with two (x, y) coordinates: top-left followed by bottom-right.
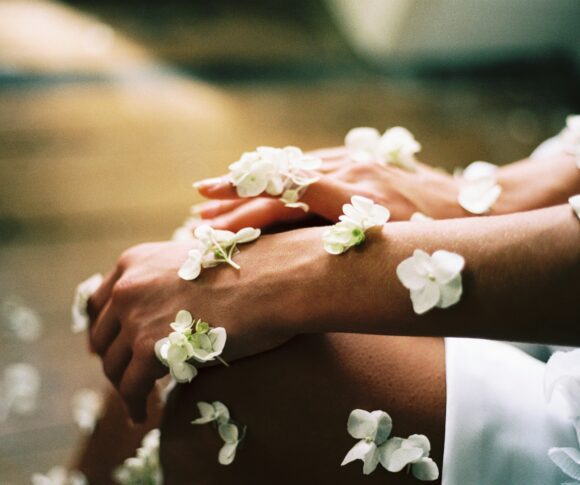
(192, 147), (465, 231)
(87, 230), (326, 423)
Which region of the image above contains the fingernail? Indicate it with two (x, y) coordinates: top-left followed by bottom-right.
(190, 203), (205, 217)
(193, 177), (223, 190)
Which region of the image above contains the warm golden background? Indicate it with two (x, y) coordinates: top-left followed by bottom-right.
(1, 0), (579, 482)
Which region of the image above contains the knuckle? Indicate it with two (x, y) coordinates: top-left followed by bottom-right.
(111, 278), (134, 304)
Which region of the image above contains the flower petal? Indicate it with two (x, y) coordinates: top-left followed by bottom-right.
(461, 161), (498, 182)
(362, 443), (380, 475)
(412, 457), (440, 481)
(569, 195), (580, 220)
(218, 442), (238, 465)
(218, 422), (239, 444)
(403, 434), (430, 455)
(410, 281), (440, 315)
(347, 409), (377, 439)
(370, 410), (392, 445)
(431, 250), (465, 285)
(396, 258), (426, 291)
(154, 338), (170, 364)
(170, 362), (197, 383)
(191, 401), (215, 424)
(548, 447), (580, 480)
(235, 227), (261, 244)
(378, 437), (404, 470)
(213, 401), (230, 424)
(437, 274), (463, 309)
(341, 440), (371, 467)
(386, 446), (425, 472)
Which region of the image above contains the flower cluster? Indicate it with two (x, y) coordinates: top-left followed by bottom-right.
(570, 195), (580, 220)
(113, 428), (162, 485)
(323, 195), (390, 255)
(560, 115), (580, 169)
(154, 310), (227, 383)
(178, 225), (260, 280)
(71, 388), (103, 434)
(544, 349), (580, 482)
(227, 146), (322, 211)
(341, 409), (439, 481)
(191, 401), (245, 465)
(345, 126), (421, 170)
(397, 249), (465, 315)
(0, 363), (41, 422)
(71, 273), (103, 333)
(456, 161), (502, 215)
(32, 466), (87, 485)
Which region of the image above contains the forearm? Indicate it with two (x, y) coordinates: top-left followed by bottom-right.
(299, 204), (580, 345)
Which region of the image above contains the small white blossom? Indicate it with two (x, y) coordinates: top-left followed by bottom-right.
(155, 311), (227, 384)
(548, 447), (580, 482)
(178, 225), (260, 280)
(379, 434), (439, 481)
(570, 195), (580, 220)
(345, 126), (421, 170)
(341, 409), (393, 475)
(410, 212), (433, 222)
(31, 467), (87, 485)
(1, 300), (43, 342)
(71, 273), (103, 333)
(456, 161), (502, 215)
(545, 349), (580, 421)
(560, 115), (580, 169)
(71, 388), (103, 434)
(323, 196), (390, 255)
(113, 429), (162, 484)
(226, 146), (322, 210)
(397, 249), (465, 314)
(0, 363), (41, 421)
(192, 401), (231, 425)
(218, 422), (243, 466)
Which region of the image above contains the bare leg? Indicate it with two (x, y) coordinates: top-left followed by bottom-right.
(161, 334), (446, 484)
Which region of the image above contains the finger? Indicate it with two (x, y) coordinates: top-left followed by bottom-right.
(300, 175), (354, 222)
(193, 176), (240, 199)
(89, 299), (121, 357)
(119, 348), (167, 423)
(102, 333), (133, 388)
(87, 268), (122, 321)
(209, 198), (305, 232)
(190, 199), (249, 219)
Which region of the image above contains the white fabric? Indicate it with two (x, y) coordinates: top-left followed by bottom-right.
(443, 338), (578, 485)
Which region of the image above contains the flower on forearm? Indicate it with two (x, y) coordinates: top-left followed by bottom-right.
(323, 196), (390, 255)
(345, 126), (421, 170)
(341, 409), (393, 475)
(379, 434), (439, 481)
(570, 195), (580, 220)
(178, 225), (260, 280)
(226, 145), (322, 210)
(456, 161), (501, 215)
(397, 249), (465, 314)
(113, 428), (162, 484)
(71, 273), (103, 333)
(155, 311), (227, 384)
(191, 401), (230, 425)
(218, 422), (244, 465)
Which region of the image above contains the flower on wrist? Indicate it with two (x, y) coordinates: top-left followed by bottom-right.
(397, 249), (465, 315)
(178, 225), (260, 280)
(345, 126), (421, 170)
(323, 195), (390, 255)
(71, 273), (103, 333)
(341, 409), (439, 481)
(154, 310), (227, 383)
(569, 195), (580, 220)
(456, 161), (502, 215)
(226, 146), (322, 211)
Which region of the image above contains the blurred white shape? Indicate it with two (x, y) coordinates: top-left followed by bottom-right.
(71, 273), (103, 333)
(71, 388), (103, 434)
(81, 23), (114, 56)
(113, 429), (162, 484)
(0, 363), (41, 421)
(31, 466), (87, 485)
(1, 300), (43, 342)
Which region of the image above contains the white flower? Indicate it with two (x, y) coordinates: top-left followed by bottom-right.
(570, 195), (580, 220)
(71, 273), (103, 333)
(158, 378), (177, 406)
(341, 409), (393, 475)
(71, 388), (103, 434)
(154, 311), (227, 384)
(113, 429), (162, 484)
(544, 349), (580, 421)
(226, 146), (322, 210)
(457, 161), (502, 215)
(410, 212), (433, 222)
(548, 447), (580, 482)
(0, 363), (41, 421)
(379, 434), (439, 481)
(323, 196), (390, 255)
(1, 300), (43, 342)
(31, 467), (87, 485)
(397, 249), (465, 314)
(345, 126), (421, 170)
(178, 225), (261, 280)
(218, 422), (243, 465)
(561, 115), (580, 169)
(171, 215), (200, 242)
(192, 401), (231, 425)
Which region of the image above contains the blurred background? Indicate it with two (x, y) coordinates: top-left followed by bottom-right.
(1, 0), (579, 482)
